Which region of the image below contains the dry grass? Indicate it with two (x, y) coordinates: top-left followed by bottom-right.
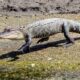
(0, 13), (80, 79)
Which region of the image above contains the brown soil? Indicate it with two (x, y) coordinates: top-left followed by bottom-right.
(0, 0), (80, 14)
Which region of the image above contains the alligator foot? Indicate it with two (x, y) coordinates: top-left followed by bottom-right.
(62, 42), (74, 48)
(18, 43), (30, 53)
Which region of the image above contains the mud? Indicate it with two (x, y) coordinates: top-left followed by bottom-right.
(0, 0), (80, 14)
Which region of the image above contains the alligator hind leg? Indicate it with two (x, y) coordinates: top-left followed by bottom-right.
(62, 25), (74, 47)
(37, 37), (49, 43)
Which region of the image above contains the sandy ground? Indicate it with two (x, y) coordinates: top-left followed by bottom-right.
(0, 14), (80, 79)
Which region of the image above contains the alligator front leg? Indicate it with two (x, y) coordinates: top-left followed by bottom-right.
(37, 37), (49, 43)
(18, 35), (32, 53)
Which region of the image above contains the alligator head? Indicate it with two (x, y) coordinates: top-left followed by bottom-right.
(0, 28), (24, 40)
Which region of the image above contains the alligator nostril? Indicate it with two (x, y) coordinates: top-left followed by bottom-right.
(0, 35), (2, 37)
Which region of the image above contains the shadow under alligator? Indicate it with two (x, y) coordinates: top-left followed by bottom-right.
(0, 37), (80, 61)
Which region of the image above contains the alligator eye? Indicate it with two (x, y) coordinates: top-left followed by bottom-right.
(4, 28), (11, 32)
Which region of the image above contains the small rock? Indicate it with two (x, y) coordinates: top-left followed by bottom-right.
(31, 63), (35, 67)
(48, 57), (52, 61)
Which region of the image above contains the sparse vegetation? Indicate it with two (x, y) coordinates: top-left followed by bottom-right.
(0, 14), (80, 79)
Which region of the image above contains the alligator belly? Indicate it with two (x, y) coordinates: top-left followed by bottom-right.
(33, 31), (57, 38)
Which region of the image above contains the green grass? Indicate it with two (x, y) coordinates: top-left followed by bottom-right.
(0, 61), (80, 80)
(0, 13), (80, 79)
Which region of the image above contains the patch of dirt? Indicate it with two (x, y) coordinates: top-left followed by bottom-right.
(0, 0), (80, 14)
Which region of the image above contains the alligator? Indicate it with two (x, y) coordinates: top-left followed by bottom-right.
(0, 18), (80, 53)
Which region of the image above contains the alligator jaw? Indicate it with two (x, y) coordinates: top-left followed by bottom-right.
(0, 29), (24, 40)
